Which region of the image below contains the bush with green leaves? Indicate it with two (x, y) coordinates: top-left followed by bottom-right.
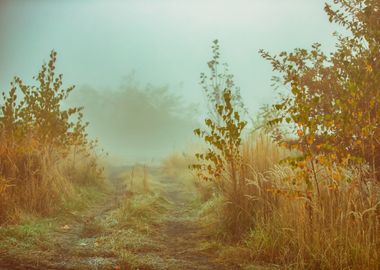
(191, 40), (250, 238)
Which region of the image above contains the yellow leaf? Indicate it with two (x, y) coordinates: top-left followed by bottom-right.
(280, 141), (288, 148)
(370, 99), (375, 108)
(332, 171), (342, 181)
(318, 155), (326, 165)
(355, 140), (362, 146)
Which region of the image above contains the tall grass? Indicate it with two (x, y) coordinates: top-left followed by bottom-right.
(0, 51), (105, 224)
(0, 135), (104, 223)
(162, 152), (216, 204)
(210, 132), (380, 269)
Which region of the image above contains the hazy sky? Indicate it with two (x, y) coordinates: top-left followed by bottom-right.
(0, 0), (340, 162)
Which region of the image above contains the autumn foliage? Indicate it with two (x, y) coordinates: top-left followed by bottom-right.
(192, 1), (380, 268)
(0, 51), (101, 223)
(191, 40), (254, 237)
(261, 0), (380, 182)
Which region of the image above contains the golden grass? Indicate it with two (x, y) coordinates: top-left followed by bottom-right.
(0, 135), (105, 224)
(195, 132), (380, 269)
(161, 152), (215, 203)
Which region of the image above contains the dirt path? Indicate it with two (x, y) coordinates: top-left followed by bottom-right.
(0, 167), (240, 270)
(149, 176), (235, 270)
(0, 168), (125, 270)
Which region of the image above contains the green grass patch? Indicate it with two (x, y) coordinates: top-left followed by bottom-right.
(0, 216), (56, 250)
(103, 193), (170, 231)
(62, 185), (108, 213)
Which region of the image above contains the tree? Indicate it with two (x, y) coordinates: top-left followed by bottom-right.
(261, 0), (380, 181)
(8, 50), (89, 151)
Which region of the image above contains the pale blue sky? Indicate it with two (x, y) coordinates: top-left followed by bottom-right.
(0, 0), (340, 161)
(0, 0), (339, 106)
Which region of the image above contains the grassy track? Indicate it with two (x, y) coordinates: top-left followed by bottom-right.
(0, 166), (247, 270)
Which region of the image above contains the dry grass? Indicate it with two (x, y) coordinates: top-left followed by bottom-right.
(245, 135), (379, 269)
(0, 50), (105, 225)
(196, 132), (380, 269)
(162, 152), (215, 202)
(115, 164), (155, 195)
(245, 165), (380, 269)
(0, 135), (105, 224)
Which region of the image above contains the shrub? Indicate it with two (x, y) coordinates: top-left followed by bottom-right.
(0, 51), (101, 223)
(260, 0), (380, 182)
(191, 40), (252, 239)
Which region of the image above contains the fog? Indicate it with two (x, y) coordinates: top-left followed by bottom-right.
(69, 78), (197, 162)
(0, 0), (340, 161)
